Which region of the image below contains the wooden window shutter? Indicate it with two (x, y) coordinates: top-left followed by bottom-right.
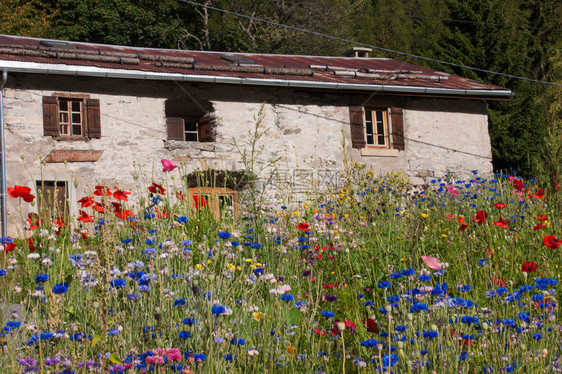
(167, 117), (184, 140)
(43, 96), (59, 137)
(390, 107), (405, 150)
(86, 99), (101, 138)
(349, 106), (366, 149)
(198, 115), (213, 142)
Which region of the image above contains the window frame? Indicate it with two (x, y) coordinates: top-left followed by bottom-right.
(349, 106), (404, 155)
(364, 108), (390, 149)
(43, 94), (101, 140)
(166, 115), (213, 143)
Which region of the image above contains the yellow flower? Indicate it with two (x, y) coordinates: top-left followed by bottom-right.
(195, 264), (202, 270)
(245, 258), (253, 263)
(421, 213), (428, 218)
(276, 212), (281, 217)
(441, 234), (448, 238)
(253, 312), (263, 321)
(236, 266), (242, 271)
(293, 211), (299, 216)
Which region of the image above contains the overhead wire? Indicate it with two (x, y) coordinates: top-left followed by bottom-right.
(265, 0), (562, 33)
(178, 0), (562, 88)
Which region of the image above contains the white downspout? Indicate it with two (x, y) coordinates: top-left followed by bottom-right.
(0, 69), (7, 238)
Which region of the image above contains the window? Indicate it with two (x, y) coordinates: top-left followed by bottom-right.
(349, 106), (404, 152)
(167, 116), (213, 142)
(43, 95), (101, 139)
(188, 187), (239, 218)
(364, 109), (389, 147)
(36, 180), (69, 219)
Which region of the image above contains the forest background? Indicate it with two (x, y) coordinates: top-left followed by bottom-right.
(1, 0), (561, 187)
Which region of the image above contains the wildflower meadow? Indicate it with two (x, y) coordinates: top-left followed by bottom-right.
(0, 162), (561, 373)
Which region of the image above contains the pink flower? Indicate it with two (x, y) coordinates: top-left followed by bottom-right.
(145, 355), (165, 365)
(447, 185), (459, 197)
(161, 159), (178, 172)
(167, 348), (182, 362)
(421, 255), (443, 270)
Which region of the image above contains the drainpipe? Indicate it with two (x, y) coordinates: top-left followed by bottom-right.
(0, 69), (7, 238)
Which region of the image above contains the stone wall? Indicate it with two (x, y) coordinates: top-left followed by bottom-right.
(2, 73), (492, 235)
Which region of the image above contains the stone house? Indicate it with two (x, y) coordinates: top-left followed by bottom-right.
(0, 35), (511, 234)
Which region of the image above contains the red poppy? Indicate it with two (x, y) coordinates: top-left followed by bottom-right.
(81, 232), (89, 240)
(116, 209), (133, 220)
(77, 210), (94, 223)
(521, 261), (537, 273)
(511, 179), (524, 191)
(54, 217), (67, 235)
(296, 222), (310, 232)
(537, 215), (548, 221)
(193, 196), (209, 210)
(533, 188), (544, 199)
(363, 318), (379, 333)
(4, 242), (16, 253)
(493, 275), (507, 287)
(472, 210), (488, 225)
(493, 202), (506, 209)
(148, 182), (166, 195)
(93, 185), (112, 196)
(113, 188), (131, 201)
(7, 185), (35, 203)
(26, 212), (39, 231)
(487, 248), (494, 258)
(493, 216), (509, 229)
(533, 223), (546, 231)
(544, 235), (561, 249)
(457, 217), (467, 232)
(77, 196), (94, 208)
(176, 191), (186, 201)
(92, 202), (104, 213)
(27, 237), (35, 252)
(445, 213), (456, 221)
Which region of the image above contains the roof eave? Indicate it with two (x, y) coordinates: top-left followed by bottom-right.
(0, 61), (513, 99)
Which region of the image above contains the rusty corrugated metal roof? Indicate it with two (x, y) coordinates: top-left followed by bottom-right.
(0, 34), (510, 98)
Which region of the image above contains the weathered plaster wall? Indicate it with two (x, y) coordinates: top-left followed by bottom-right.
(2, 74), (492, 235)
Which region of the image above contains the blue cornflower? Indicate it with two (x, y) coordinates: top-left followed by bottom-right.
(533, 333), (543, 340)
(177, 216), (188, 224)
(422, 330), (438, 339)
(390, 272), (402, 279)
(418, 274), (431, 282)
(224, 353), (236, 362)
(410, 302), (428, 313)
(108, 329), (120, 336)
(212, 305), (226, 315)
(52, 282), (69, 294)
(173, 298), (186, 307)
(109, 279), (126, 289)
(35, 274), (50, 284)
(218, 231), (231, 240)
(321, 311), (335, 318)
(183, 318), (197, 326)
(378, 281), (391, 289)
(478, 259), (488, 267)
(0, 269), (7, 277)
(281, 293), (294, 302)
(459, 351), (470, 361)
(179, 331), (193, 339)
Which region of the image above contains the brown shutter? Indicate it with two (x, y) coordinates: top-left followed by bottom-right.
(198, 115), (213, 142)
(167, 117), (184, 140)
(390, 107), (404, 150)
(86, 99), (101, 138)
(349, 106), (366, 149)
(43, 96), (59, 137)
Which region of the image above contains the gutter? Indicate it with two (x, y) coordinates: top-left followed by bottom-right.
(0, 60), (513, 99)
(0, 69), (7, 238)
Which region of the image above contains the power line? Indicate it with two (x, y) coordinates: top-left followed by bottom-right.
(266, 0), (562, 33)
(178, 0), (562, 88)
